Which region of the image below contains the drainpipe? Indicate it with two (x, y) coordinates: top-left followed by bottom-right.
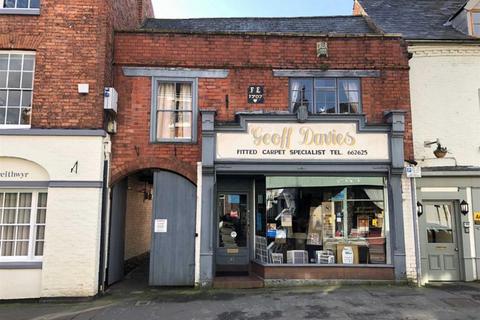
(410, 177), (422, 285)
(98, 159), (109, 293)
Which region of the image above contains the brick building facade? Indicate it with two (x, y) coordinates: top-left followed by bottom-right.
(108, 17), (414, 287)
(0, 0), (152, 300)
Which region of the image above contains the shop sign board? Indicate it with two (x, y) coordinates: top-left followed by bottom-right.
(216, 122), (389, 161)
(0, 157), (49, 181)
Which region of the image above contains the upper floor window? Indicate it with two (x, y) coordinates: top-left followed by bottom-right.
(290, 78), (361, 114)
(2, 0), (39, 9)
(0, 191), (47, 261)
(151, 78), (197, 143)
(473, 12), (480, 36)
(0, 51), (35, 128)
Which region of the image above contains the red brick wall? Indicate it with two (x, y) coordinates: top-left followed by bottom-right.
(111, 32), (412, 182)
(0, 0), (152, 129)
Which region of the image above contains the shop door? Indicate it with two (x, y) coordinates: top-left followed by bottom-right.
(149, 171), (196, 286)
(422, 202), (461, 281)
(216, 192), (250, 272)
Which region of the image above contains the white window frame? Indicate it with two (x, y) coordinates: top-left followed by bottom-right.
(289, 77), (362, 114)
(0, 50), (35, 129)
(0, 189), (47, 262)
(150, 77), (198, 143)
(1, 0), (40, 14)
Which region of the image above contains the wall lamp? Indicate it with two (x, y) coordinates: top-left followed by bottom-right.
(417, 201), (424, 217)
(460, 200), (469, 215)
(424, 139), (448, 158)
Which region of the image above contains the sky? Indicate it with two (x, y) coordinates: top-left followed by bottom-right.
(152, 0), (354, 19)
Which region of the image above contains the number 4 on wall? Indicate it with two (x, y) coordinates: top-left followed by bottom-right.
(71, 161), (79, 174)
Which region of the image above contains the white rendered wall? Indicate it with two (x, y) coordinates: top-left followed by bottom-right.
(0, 134), (106, 299)
(408, 45), (480, 168)
(0, 270), (42, 299)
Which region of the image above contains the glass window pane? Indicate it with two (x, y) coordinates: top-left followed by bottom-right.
(3, 209), (16, 224)
(21, 90), (32, 107)
(37, 193), (48, 207)
(7, 72), (21, 88)
(17, 0), (28, 8)
(21, 72), (33, 89)
(17, 209), (30, 224)
(0, 90), (6, 106)
(7, 90), (21, 106)
(0, 71), (6, 87)
(290, 79), (313, 112)
(4, 193), (17, 207)
(36, 226), (45, 240)
(218, 194), (248, 248)
(473, 13), (480, 24)
(157, 82), (176, 110)
(474, 24), (480, 36)
(0, 55), (8, 70)
(0, 193), (3, 207)
(0, 108), (4, 124)
(6, 107), (20, 124)
(9, 55), (22, 70)
(31, 0), (40, 8)
(175, 83), (192, 111)
(20, 107), (31, 125)
(16, 241), (29, 256)
(1, 226), (15, 239)
(16, 226), (30, 240)
(1, 241), (14, 256)
(19, 193), (32, 207)
(35, 241), (44, 256)
(426, 204), (454, 243)
(156, 111), (192, 140)
(36, 209), (46, 224)
(4, 0), (15, 8)
(23, 55), (35, 71)
(315, 90), (336, 114)
(314, 79), (336, 88)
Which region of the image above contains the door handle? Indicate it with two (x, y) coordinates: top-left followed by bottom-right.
(455, 248), (459, 252)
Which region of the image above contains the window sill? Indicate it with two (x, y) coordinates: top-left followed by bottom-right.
(151, 139), (197, 144)
(0, 261), (42, 269)
(0, 124), (31, 129)
(0, 8), (40, 15)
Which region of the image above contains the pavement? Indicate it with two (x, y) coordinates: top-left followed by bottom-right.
(2, 269), (480, 320)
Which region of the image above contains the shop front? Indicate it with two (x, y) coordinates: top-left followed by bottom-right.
(199, 111), (408, 285)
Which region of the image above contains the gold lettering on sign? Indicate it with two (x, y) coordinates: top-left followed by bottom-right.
(251, 127), (293, 149)
(252, 126), (356, 149)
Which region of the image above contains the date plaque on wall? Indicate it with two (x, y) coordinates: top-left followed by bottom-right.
(248, 85), (264, 104)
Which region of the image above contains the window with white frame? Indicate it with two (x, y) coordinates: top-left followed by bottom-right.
(0, 191), (47, 261)
(0, 51), (35, 127)
(290, 78), (361, 114)
(2, 0), (39, 9)
(473, 12), (480, 36)
(152, 78), (196, 142)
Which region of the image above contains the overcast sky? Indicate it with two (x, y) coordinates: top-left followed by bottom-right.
(152, 0), (354, 18)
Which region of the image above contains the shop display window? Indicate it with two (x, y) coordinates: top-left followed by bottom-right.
(255, 176), (388, 265)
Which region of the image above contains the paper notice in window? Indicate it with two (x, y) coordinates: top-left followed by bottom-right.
(154, 219), (167, 233)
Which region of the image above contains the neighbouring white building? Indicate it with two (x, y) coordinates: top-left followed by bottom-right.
(356, 0), (480, 284)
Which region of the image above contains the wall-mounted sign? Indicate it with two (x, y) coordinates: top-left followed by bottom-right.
(248, 86), (264, 104)
(405, 166), (422, 178)
(0, 157), (49, 181)
(216, 122), (390, 161)
(474, 212), (480, 225)
(154, 219), (167, 233)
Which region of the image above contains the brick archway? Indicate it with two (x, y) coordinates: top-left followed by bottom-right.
(110, 157), (197, 186)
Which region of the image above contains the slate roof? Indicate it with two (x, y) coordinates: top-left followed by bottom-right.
(140, 16), (379, 35)
(358, 0), (475, 40)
